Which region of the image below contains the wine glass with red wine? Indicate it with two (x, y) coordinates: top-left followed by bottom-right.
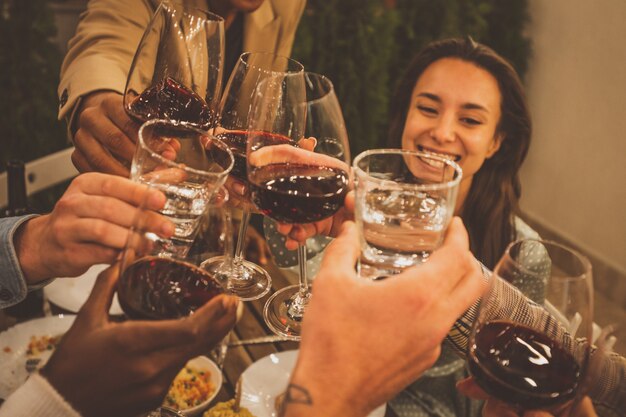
(468, 239), (593, 414)
(248, 72), (350, 340)
(118, 120), (234, 320)
(123, 1), (224, 130)
(201, 52), (305, 301)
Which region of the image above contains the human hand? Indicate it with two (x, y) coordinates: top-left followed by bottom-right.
(456, 377), (598, 417)
(71, 91), (139, 176)
(275, 191), (354, 250)
(41, 264), (238, 417)
(14, 173), (174, 284)
(283, 217), (485, 417)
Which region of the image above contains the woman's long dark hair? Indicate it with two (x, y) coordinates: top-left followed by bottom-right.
(387, 38), (531, 269)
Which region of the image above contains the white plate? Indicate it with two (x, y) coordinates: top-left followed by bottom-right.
(0, 315), (76, 399)
(44, 264), (123, 315)
(240, 350), (386, 417)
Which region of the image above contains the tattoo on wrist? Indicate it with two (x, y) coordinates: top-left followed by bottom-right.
(278, 383), (313, 416)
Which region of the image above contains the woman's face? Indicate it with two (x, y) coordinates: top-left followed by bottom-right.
(401, 58), (503, 192)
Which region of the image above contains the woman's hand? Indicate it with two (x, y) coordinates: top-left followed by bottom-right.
(276, 191), (354, 250)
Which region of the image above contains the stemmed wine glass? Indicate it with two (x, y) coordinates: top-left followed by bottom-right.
(117, 119), (234, 320)
(202, 52), (305, 300)
(123, 1), (224, 129)
(248, 72), (350, 339)
(468, 239), (593, 413)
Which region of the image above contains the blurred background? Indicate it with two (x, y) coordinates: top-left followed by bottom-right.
(0, 0), (624, 340)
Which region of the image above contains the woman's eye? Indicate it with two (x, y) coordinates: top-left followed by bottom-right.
(417, 105), (437, 115)
(461, 117), (482, 126)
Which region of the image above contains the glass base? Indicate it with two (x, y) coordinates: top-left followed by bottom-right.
(263, 284), (311, 341)
(201, 256), (271, 301)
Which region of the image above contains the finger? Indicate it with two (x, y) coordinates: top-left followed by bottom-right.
(73, 173), (167, 211)
(297, 137), (317, 151)
(289, 223), (316, 242)
(482, 400), (519, 417)
(83, 101), (137, 161)
(413, 217), (471, 291)
(319, 221), (359, 276)
(344, 191), (355, 214)
(73, 129), (131, 177)
(523, 411), (553, 417)
(70, 194), (173, 238)
(121, 295), (238, 352)
(276, 222), (294, 236)
(64, 218), (139, 249)
(78, 264), (120, 325)
(71, 148), (95, 173)
(456, 377), (491, 400)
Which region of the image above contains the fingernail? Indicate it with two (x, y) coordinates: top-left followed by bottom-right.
(161, 221), (175, 237)
(148, 190), (166, 208)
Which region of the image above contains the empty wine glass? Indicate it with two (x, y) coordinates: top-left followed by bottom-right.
(248, 72), (350, 340)
(124, 1), (224, 129)
(468, 239), (593, 414)
(352, 149), (462, 279)
(202, 52), (305, 301)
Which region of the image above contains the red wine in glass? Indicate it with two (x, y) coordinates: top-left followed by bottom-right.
(217, 130), (294, 183)
(128, 77), (216, 129)
(118, 256), (224, 320)
(468, 320), (581, 409)
(249, 163), (349, 223)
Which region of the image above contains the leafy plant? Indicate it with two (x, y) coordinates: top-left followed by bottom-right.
(292, 0), (531, 155)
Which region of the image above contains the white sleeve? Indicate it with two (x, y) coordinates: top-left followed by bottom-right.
(0, 373), (81, 417)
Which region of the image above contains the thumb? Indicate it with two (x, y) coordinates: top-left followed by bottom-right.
(77, 263), (119, 326)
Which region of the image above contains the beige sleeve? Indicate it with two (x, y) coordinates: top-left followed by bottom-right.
(57, 0), (156, 128)
(274, 0), (306, 58)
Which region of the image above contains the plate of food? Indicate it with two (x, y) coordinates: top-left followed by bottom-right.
(239, 350), (386, 417)
(0, 314), (76, 399)
(44, 264), (123, 315)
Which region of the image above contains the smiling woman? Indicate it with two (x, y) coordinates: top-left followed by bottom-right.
(387, 37), (531, 271)
(385, 37), (535, 417)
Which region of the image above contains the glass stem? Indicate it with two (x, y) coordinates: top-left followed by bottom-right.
(287, 243), (311, 321)
(232, 209), (251, 279)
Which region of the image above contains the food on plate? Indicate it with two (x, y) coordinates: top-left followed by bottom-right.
(26, 334), (62, 356)
(203, 400), (255, 417)
(163, 366), (216, 410)
(274, 392), (285, 414)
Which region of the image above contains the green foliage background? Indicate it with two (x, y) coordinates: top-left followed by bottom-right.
(292, 0), (531, 157)
(0, 0), (70, 211)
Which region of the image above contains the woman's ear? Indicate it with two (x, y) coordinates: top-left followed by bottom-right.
(486, 133), (504, 159)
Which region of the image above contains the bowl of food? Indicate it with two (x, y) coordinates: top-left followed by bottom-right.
(163, 356), (223, 416)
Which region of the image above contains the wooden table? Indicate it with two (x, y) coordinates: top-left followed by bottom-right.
(0, 260), (397, 416)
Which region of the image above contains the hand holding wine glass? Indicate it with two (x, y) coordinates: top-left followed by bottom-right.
(247, 72), (350, 339)
(124, 1), (224, 130)
(202, 52), (305, 301)
(467, 239), (594, 415)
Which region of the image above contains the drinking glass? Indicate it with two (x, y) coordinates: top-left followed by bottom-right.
(116, 184), (231, 321)
(468, 239), (594, 413)
(352, 149), (462, 279)
(202, 52), (305, 301)
(248, 72), (350, 339)
(129, 119), (233, 258)
(123, 1), (224, 129)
